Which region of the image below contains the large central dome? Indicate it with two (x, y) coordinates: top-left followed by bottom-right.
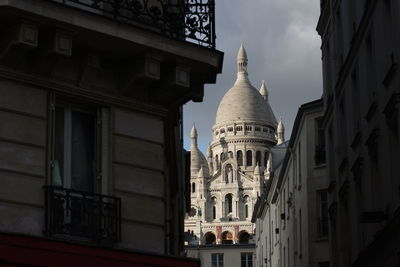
(215, 44), (277, 127)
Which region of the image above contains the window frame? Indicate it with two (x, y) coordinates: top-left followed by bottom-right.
(211, 253), (224, 267)
(52, 99), (101, 193)
(240, 252), (253, 267)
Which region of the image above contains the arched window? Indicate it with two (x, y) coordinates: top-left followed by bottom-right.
(246, 150), (252, 166)
(228, 151), (233, 158)
(205, 232), (216, 245)
(192, 183), (195, 193)
(243, 195), (249, 218)
(211, 197), (217, 220)
(237, 150), (243, 166)
(256, 151), (261, 166)
(225, 194), (233, 214)
(222, 231), (233, 244)
(238, 231), (250, 244)
(264, 151), (269, 167)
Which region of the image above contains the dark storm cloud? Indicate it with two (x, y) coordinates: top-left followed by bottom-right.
(184, 0), (322, 153)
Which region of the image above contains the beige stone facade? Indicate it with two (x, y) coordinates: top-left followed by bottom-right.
(252, 99), (330, 267)
(0, 0), (222, 259)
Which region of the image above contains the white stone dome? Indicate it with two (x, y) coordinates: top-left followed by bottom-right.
(191, 146), (209, 176)
(215, 45), (277, 128)
(215, 78), (276, 126)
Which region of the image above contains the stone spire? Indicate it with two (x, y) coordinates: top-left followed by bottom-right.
(237, 42), (248, 78)
(191, 124), (198, 147)
(259, 80), (268, 101)
(277, 117), (285, 145)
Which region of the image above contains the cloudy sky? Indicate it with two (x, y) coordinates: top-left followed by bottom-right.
(183, 0), (322, 152)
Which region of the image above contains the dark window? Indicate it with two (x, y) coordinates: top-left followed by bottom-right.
(246, 150), (252, 166)
(241, 252), (253, 267)
(256, 151), (261, 166)
(239, 231), (250, 244)
(236, 126), (243, 131)
(192, 182), (195, 193)
(237, 151), (243, 166)
(205, 232), (216, 245)
(212, 253), (224, 267)
(315, 117), (326, 164)
(226, 194), (232, 213)
(220, 128), (225, 133)
(227, 127), (233, 132)
(48, 103), (120, 245)
(255, 126), (260, 131)
(213, 206), (216, 220)
(54, 106), (96, 192)
(264, 151), (269, 167)
(318, 190), (329, 237)
(245, 204), (248, 218)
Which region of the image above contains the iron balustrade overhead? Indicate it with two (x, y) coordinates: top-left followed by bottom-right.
(44, 186), (121, 246)
(47, 0), (216, 49)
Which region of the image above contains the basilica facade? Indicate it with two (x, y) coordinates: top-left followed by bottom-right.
(185, 44), (284, 247)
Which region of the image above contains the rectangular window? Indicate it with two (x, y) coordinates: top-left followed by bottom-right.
(298, 142), (302, 187)
(46, 100), (120, 244)
(317, 190), (329, 237)
(241, 252), (253, 267)
(315, 117), (326, 165)
(212, 253), (224, 267)
(54, 105), (99, 192)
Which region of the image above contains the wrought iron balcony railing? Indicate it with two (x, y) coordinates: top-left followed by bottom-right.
(44, 186), (121, 245)
(47, 0), (216, 49)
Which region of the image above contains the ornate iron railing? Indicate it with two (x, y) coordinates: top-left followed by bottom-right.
(47, 0), (215, 49)
(44, 186), (121, 245)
